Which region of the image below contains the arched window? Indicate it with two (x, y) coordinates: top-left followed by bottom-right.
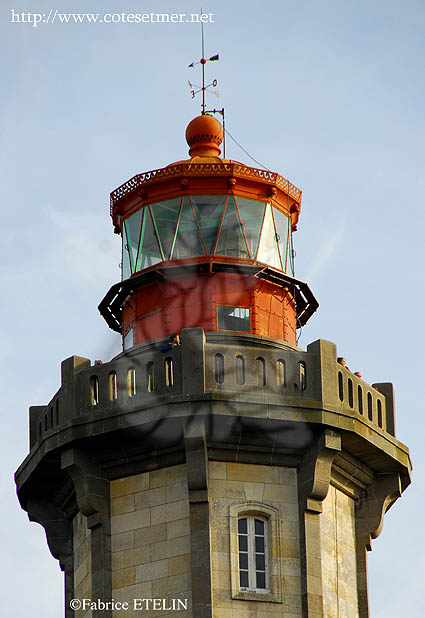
(90, 376), (99, 406)
(338, 371), (344, 402)
(297, 361), (306, 391)
(358, 385), (363, 414)
(377, 399), (383, 428)
(235, 355), (246, 385)
(39, 422), (42, 438)
(55, 399), (60, 425)
(109, 372), (118, 401)
(348, 378), (353, 408)
(127, 368), (136, 397)
(44, 415), (48, 430)
(146, 362), (155, 392)
(256, 357), (266, 387)
(238, 516), (268, 591)
(276, 359), (286, 388)
(367, 392), (373, 421)
(215, 353), (224, 384)
(50, 406), (54, 428)
(165, 357), (174, 387)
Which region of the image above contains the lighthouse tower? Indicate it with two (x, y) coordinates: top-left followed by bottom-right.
(15, 113), (411, 618)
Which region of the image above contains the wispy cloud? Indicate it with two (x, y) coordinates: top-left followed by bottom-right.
(305, 222), (345, 282)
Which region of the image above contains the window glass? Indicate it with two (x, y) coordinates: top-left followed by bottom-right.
(238, 516), (268, 591)
(236, 197), (265, 258)
(124, 209), (143, 274)
(124, 327), (134, 350)
(122, 232), (131, 280)
(272, 207), (290, 272)
(171, 196), (205, 259)
(217, 306), (250, 332)
(256, 205), (282, 269)
(150, 198), (182, 260)
(190, 195), (227, 254)
(137, 208), (163, 270)
(287, 231), (295, 276)
(215, 196), (249, 258)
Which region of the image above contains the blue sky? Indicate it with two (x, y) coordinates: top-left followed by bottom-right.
(1, 1), (424, 616)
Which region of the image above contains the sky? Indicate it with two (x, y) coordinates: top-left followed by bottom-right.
(1, 0), (424, 616)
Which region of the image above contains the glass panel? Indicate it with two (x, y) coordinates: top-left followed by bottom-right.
(215, 195), (249, 258)
(124, 327), (134, 350)
(240, 570), (249, 588)
(217, 306), (250, 332)
(171, 196), (205, 259)
(257, 204), (282, 269)
(255, 519), (264, 535)
(256, 554), (265, 571)
(273, 207), (290, 271)
(150, 198), (181, 260)
(256, 572), (266, 589)
(124, 209), (143, 273)
(255, 536), (265, 553)
(122, 232), (131, 280)
(238, 535), (248, 552)
(239, 553), (248, 570)
(287, 231), (295, 276)
(190, 195), (227, 254)
(236, 197), (265, 258)
(136, 208), (163, 270)
(238, 518), (247, 534)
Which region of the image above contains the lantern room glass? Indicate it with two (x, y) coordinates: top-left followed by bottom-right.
(121, 195), (294, 279)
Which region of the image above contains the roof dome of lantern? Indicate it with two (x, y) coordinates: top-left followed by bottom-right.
(185, 114), (223, 157)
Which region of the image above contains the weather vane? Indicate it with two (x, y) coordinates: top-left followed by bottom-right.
(188, 17), (219, 114)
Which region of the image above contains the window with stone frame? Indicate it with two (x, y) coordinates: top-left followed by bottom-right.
(229, 502), (282, 603)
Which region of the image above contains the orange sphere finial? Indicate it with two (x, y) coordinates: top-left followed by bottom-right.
(185, 114), (223, 157)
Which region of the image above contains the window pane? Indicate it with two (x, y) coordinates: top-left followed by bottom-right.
(190, 195), (226, 254)
(239, 553), (248, 570)
(256, 554), (265, 571)
(255, 536), (265, 553)
(287, 231), (295, 276)
(124, 209), (143, 273)
(124, 327), (134, 350)
(273, 207), (290, 272)
(238, 535), (248, 552)
(171, 196), (205, 259)
(240, 570), (249, 588)
(218, 306), (250, 332)
(238, 518), (247, 534)
(256, 571), (266, 589)
(256, 204), (282, 269)
(137, 208), (163, 270)
(122, 233), (131, 280)
(236, 197), (265, 258)
(215, 196), (249, 258)
(150, 198), (181, 260)
(255, 519), (264, 535)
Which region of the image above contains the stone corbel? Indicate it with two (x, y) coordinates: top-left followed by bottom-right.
(298, 429), (342, 513)
(27, 498), (73, 571)
(61, 447), (109, 526)
(184, 418), (208, 502)
(356, 473), (402, 550)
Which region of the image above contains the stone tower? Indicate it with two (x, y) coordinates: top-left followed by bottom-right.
(15, 113), (411, 618)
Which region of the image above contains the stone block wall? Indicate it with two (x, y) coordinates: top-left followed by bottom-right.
(73, 511), (92, 618)
(320, 485), (358, 618)
(109, 464), (192, 618)
(208, 461), (302, 618)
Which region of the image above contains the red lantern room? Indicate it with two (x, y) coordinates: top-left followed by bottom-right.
(99, 114), (318, 348)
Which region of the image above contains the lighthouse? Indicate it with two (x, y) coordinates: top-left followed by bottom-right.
(15, 111), (411, 618)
